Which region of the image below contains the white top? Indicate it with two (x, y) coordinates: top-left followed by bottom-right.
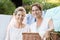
(30, 18), (50, 38)
(5, 25), (29, 40)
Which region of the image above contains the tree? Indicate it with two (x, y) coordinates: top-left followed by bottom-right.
(0, 0), (16, 15)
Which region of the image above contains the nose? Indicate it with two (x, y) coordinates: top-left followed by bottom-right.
(19, 15), (22, 19)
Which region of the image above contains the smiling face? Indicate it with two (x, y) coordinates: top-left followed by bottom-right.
(15, 11), (25, 23)
(32, 6), (42, 19)
(14, 7), (26, 24)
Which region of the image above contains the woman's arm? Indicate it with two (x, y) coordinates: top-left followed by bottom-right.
(48, 19), (54, 32)
(44, 19), (54, 39)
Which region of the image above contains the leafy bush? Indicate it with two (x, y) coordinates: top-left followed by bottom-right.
(0, 0), (16, 15)
(23, 0), (60, 11)
(43, 3), (60, 10)
(24, 5), (31, 13)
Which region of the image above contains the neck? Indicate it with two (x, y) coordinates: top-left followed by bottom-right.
(36, 17), (43, 27)
(16, 22), (23, 28)
(36, 17), (42, 22)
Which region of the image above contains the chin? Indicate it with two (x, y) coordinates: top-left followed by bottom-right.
(17, 21), (21, 23)
(35, 16), (38, 18)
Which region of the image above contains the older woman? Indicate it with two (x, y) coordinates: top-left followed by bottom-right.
(30, 3), (54, 40)
(5, 7), (29, 40)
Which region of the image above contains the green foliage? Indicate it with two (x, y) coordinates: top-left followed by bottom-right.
(23, 0), (32, 5)
(24, 5), (31, 13)
(23, 0), (60, 11)
(43, 3), (60, 10)
(0, 0), (16, 15)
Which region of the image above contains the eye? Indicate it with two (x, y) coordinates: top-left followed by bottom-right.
(22, 15), (23, 16)
(32, 10), (34, 12)
(32, 9), (39, 12)
(36, 9), (39, 11)
(22, 15), (25, 17)
(18, 14), (20, 16)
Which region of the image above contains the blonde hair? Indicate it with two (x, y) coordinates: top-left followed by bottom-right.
(14, 6), (26, 15)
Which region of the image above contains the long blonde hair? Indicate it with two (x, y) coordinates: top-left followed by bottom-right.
(14, 6), (26, 15)
(8, 7), (26, 27)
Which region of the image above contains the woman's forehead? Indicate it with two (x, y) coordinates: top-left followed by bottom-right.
(17, 11), (25, 15)
(32, 6), (39, 10)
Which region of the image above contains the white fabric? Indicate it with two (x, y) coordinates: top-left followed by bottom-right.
(30, 18), (50, 38)
(38, 18), (49, 38)
(5, 25), (29, 40)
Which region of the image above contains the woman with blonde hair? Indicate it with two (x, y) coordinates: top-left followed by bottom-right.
(5, 6), (29, 40)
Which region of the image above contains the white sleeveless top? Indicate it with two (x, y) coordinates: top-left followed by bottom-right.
(30, 18), (50, 38)
(5, 25), (29, 40)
